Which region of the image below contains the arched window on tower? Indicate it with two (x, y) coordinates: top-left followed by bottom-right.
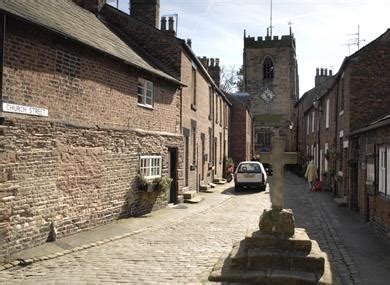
(263, 58), (274, 79)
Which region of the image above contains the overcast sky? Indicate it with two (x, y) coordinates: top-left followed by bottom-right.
(112, 0), (390, 96)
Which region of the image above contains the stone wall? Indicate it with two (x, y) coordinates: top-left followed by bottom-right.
(0, 15), (183, 258)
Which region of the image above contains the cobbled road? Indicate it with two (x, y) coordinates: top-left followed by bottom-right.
(0, 187), (271, 284)
(2, 172), (389, 284)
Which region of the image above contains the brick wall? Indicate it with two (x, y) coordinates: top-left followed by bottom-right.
(228, 95), (252, 164)
(3, 19), (181, 134)
(0, 17), (183, 257)
(356, 125), (390, 241)
(349, 32), (390, 131)
(101, 5), (182, 79)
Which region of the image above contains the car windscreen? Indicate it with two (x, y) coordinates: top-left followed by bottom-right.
(237, 163), (261, 173)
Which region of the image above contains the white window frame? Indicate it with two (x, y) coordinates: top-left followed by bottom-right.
(138, 78), (154, 108)
(140, 155), (162, 180)
(306, 115), (310, 135)
(312, 111), (315, 133)
(325, 98), (330, 129)
(379, 147), (386, 194)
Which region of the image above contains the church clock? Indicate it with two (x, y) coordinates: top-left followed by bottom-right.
(260, 88), (275, 103)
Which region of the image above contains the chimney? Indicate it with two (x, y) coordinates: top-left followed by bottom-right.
(160, 16), (167, 31)
(167, 16), (176, 36)
(315, 67), (333, 87)
(208, 58), (221, 87)
(198, 56), (208, 69)
(130, 0), (160, 28)
(186, 39), (192, 48)
(73, 0), (106, 14)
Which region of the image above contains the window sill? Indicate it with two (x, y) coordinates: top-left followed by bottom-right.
(138, 103), (154, 110)
(191, 104), (197, 111)
(190, 164), (196, 171)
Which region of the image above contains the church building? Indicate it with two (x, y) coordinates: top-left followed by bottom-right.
(243, 29), (299, 153)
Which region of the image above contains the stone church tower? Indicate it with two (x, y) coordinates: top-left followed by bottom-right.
(243, 30), (299, 153)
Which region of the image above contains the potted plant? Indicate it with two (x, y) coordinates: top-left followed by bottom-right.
(137, 173), (158, 192)
(156, 176), (173, 198)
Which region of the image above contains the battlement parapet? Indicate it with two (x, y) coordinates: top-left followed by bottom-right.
(244, 34), (295, 49)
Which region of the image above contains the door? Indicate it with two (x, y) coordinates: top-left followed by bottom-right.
(168, 148), (178, 204)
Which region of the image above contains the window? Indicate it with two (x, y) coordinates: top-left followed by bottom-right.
(263, 57), (274, 79)
(219, 98), (222, 126)
(191, 67), (197, 107)
(209, 87), (213, 120)
(306, 115), (310, 135)
(140, 156), (161, 179)
(138, 78), (154, 107)
(215, 95), (219, 123)
(209, 128), (213, 162)
(192, 126), (196, 164)
(325, 98), (330, 129)
(378, 147), (390, 195)
(339, 75), (345, 112)
(312, 111), (315, 133)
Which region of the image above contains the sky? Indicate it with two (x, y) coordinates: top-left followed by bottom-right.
(110, 0), (390, 97)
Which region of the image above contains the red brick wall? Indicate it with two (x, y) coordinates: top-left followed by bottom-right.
(228, 95), (252, 164)
(349, 32), (390, 131)
(101, 5), (182, 79)
(3, 19), (180, 134)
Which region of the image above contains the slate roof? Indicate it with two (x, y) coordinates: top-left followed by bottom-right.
(299, 76), (336, 113)
(0, 0), (181, 85)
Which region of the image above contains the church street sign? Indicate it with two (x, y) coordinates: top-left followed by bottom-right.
(2, 102), (48, 117)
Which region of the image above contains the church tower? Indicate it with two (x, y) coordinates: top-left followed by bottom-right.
(243, 29), (299, 153)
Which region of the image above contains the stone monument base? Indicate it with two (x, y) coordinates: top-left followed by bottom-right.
(209, 209), (336, 284)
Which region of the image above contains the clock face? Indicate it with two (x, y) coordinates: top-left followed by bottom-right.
(260, 88), (275, 103)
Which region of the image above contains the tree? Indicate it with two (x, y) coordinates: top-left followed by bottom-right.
(220, 65), (243, 93)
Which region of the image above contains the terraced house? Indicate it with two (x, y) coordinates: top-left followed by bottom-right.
(296, 30), (390, 241)
(100, 0), (231, 195)
(0, 0), (231, 258)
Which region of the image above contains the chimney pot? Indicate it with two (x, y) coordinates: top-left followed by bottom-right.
(186, 38), (192, 47)
(316, 68), (319, 76)
(320, 68), (324, 76)
(329, 70), (333, 76)
(210, 58), (215, 67)
(216, 58), (220, 67)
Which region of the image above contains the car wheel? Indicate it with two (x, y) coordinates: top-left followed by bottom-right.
(259, 185), (266, 192)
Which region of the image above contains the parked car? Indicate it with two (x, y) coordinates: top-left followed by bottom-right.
(234, 161), (267, 192)
(262, 163), (273, 176)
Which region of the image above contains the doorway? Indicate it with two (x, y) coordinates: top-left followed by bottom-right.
(168, 148), (178, 204)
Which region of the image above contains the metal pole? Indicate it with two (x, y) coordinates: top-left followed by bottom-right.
(270, 0), (273, 37)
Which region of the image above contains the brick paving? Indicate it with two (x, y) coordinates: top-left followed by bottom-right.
(1, 172), (390, 284)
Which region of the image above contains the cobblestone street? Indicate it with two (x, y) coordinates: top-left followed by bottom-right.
(1, 172), (390, 284)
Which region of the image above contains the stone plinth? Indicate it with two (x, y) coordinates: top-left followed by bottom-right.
(258, 208), (295, 237)
(209, 210), (336, 284)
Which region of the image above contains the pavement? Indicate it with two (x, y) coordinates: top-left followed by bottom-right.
(0, 172), (389, 284)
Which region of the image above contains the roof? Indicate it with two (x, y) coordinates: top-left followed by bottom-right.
(0, 0), (181, 85)
(349, 113), (390, 136)
(297, 76), (336, 113)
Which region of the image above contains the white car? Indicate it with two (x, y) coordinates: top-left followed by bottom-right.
(234, 161), (267, 192)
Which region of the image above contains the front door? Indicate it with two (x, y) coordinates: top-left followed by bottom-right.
(168, 148), (178, 204)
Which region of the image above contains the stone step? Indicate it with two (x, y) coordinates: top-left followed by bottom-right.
(182, 190), (197, 200)
(245, 228), (312, 253)
(209, 257), (319, 285)
(183, 196), (203, 204)
(199, 184), (214, 193)
(213, 177), (227, 184)
(247, 247), (325, 273)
